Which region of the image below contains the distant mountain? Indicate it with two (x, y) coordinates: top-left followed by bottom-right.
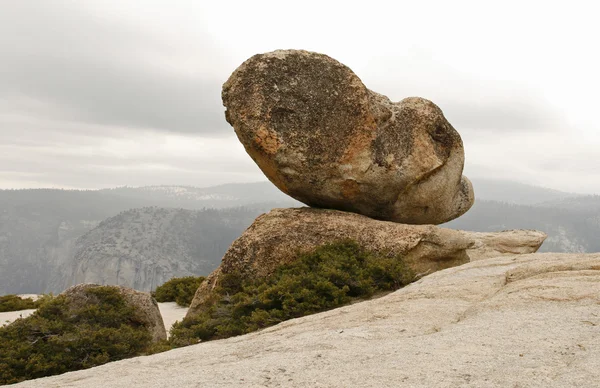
(0, 185), (297, 295)
(441, 179), (594, 253)
(469, 178), (580, 205)
(99, 182), (301, 209)
(100, 179), (581, 207)
(69, 207), (261, 292)
(0, 179), (594, 295)
(443, 198), (600, 253)
(535, 194), (600, 211)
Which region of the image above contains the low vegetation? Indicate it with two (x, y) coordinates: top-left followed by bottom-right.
(0, 242), (415, 383)
(153, 276), (205, 307)
(170, 240), (415, 346)
(0, 287), (154, 385)
(0, 294), (53, 312)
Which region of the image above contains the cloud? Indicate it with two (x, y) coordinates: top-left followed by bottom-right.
(0, 1), (598, 193)
(0, 121), (264, 189)
(0, 1), (253, 189)
(0, 1), (230, 137)
(361, 51), (567, 133)
(464, 131), (600, 194)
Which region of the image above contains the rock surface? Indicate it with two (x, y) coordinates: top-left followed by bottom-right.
(188, 207), (474, 316)
(157, 302), (188, 338)
(0, 309), (36, 327)
(461, 229), (547, 261)
(222, 50), (474, 224)
(61, 284), (167, 343)
(14, 252), (600, 388)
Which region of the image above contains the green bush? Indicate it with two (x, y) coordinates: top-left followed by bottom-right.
(0, 295), (37, 312)
(170, 240), (414, 346)
(0, 287), (153, 385)
(0, 294), (54, 312)
(153, 276), (205, 307)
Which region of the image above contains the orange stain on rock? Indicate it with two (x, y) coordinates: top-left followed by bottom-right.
(250, 126), (288, 193)
(254, 126), (281, 156)
(341, 179), (360, 200)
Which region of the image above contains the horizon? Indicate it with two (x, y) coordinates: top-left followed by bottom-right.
(0, 177), (598, 198)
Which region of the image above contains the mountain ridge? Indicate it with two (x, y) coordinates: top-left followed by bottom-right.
(0, 179), (597, 295)
(68, 206), (262, 292)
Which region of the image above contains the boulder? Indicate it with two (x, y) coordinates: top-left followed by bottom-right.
(61, 284), (167, 342)
(17, 253), (600, 388)
(187, 207), (474, 316)
(222, 50), (474, 224)
(461, 229), (547, 261)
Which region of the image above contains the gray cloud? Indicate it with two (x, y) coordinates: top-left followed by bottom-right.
(441, 96), (564, 133)
(1, 56), (228, 135)
(0, 1), (230, 137)
(0, 2), (564, 140)
(0, 1), (598, 193)
(364, 53), (567, 133)
(0, 127), (264, 189)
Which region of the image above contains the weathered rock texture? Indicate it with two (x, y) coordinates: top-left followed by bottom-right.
(188, 207), (474, 316)
(461, 229), (547, 261)
(222, 50), (474, 224)
(15, 252), (600, 388)
(61, 284), (167, 342)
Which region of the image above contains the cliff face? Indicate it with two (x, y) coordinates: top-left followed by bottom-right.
(0, 186), (296, 295)
(68, 207), (259, 292)
(0, 213), (99, 294)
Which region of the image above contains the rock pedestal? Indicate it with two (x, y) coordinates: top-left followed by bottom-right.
(187, 207), (475, 316)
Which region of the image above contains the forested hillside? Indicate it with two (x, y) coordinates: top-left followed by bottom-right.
(0, 185), (296, 294)
(69, 207), (261, 292)
(0, 180), (596, 295)
(444, 198), (600, 253)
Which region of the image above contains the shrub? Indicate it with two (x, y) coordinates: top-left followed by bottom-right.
(0, 294), (53, 312)
(170, 240), (414, 346)
(0, 294), (37, 312)
(0, 287), (153, 385)
(153, 276), (205, 307)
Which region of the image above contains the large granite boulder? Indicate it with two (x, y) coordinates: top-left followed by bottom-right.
(222, 50), (474, 224)
(61, 284), (167, 342)
(187, 207), (475, 316)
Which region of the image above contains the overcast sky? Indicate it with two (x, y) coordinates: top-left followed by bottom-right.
(1, 0), (599, 193)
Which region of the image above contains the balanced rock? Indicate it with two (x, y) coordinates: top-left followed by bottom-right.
(61, 284), (167, 342)
(461, 229), (547, 261)
(187, 207), (474, 316)
(222, 50), (474, 224)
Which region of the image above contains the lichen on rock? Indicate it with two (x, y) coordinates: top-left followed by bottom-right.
(222, 50), (474, 224)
